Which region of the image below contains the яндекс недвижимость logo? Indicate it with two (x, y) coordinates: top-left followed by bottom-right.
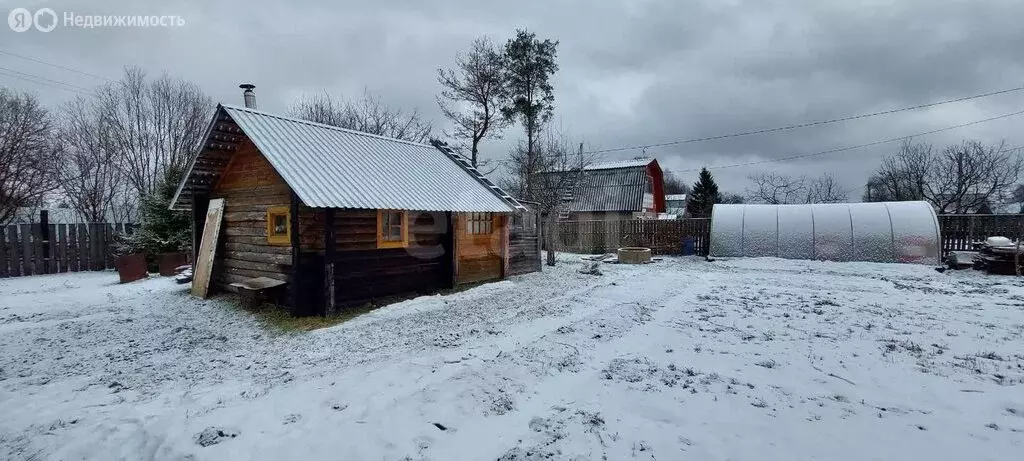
(8, 8), (184, 32)
(8, 7), (57, 32)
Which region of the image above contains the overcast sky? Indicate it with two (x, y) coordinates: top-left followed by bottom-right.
(3, 0), (1023, 198)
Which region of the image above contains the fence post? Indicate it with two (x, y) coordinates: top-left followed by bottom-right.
(78, 223), (89, 271)
(9, 226), (21, 276)
(56, 224), (67, 273)
(20, 224), (33, 275)
(0, 226), (7, 278)
(90, 223), (104, 270)
(40, 210), (50, 274)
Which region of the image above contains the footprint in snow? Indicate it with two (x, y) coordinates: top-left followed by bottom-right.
(195, 427), (239, 447)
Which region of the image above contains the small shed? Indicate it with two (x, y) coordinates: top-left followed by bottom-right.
(665, 194), (687, 217)
(170, 102), (541, 315)
(709, 201), (940, 264)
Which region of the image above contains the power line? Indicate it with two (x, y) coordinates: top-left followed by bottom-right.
(0, 69), (97, 97)
(589, 86), (1024, 154)
(680, 109), (1024, 172)
(0, 65), (99, 94)
(0, 48), (112, 82)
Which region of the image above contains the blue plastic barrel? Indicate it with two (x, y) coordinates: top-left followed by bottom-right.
(682, 236), (695, 256)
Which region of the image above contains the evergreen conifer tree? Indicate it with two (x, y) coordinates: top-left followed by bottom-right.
(687, 167), (723, 218)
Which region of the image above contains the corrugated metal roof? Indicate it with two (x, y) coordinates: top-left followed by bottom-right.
(566, 166), (649, 212)
(584, 158), (654, 170)
(220, 105), (516, 213)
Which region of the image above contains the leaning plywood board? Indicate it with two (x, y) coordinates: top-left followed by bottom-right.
(192, 198), (225, 298)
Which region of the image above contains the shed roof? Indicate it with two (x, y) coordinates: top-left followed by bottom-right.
(563, 165), (651, 212)
(171, 104), (522, 213)
(584, 158), (655, 170)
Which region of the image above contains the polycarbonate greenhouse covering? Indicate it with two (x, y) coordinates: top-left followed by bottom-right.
(709, 201), (940, 264)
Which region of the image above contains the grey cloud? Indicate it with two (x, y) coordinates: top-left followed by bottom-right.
(1, 0), (1022, 196)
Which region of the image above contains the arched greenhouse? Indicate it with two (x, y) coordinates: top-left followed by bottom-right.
(709, 201), (940, 264)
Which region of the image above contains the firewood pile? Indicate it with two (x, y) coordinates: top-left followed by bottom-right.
(970, 237), (1024, 275)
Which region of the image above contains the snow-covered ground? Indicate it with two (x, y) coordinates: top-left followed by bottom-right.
(1, 255), (1023, 460)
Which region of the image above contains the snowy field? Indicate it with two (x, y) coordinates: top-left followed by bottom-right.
(2, 255), (1023, 460)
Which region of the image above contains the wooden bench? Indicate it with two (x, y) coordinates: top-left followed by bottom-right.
(230, 277), (287, 308)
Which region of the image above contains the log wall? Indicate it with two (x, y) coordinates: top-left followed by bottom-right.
(209, 139), (293, 291)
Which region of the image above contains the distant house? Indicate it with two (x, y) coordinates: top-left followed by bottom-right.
(934, 194), (993, 214)
(170, 95), (540, 316)
(542, 158), (666, 221)
(665, 194), (687, 217)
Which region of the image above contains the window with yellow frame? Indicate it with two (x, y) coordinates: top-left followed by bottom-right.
(266, 206), (290, 245)
(377, 210), (408, 248)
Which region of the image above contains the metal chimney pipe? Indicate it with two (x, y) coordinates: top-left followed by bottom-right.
(239, 83), (256, 109)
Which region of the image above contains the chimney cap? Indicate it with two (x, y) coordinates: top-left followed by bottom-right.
(239, 83), (255, 90)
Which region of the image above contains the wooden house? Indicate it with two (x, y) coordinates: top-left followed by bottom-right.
(540, 158), (667, 221)
(170, 99), (540, 316)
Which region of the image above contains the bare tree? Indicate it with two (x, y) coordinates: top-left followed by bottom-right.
(437, 37), (509, 168)
(0, 88), (59, 224)
(55, 96), (128, 222)
(924, 141), (1019, 213)
(747, 173), (807, 204)
(805, 173), (847, 203)
(867, 140), (930, 203)
(291, 90), (433, 143)
(663, 169), (690, 195)
(502, 127), (593, 266)
(720, 192), (745, 204)
(99, 67), (212, 197)
(869, 139), (1021, 212)
(747, 172), (846, 204)
(1011, 184), (1024, 214)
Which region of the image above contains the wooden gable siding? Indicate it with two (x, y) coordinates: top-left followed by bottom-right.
(645, 161), (666, 213)
(454, 213), (506, 284)
(299, 208), (453, 308)
(209, 139), (293, 291)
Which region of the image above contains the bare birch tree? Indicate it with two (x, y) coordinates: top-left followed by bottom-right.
(436, 37), (509, 168)
(0, 88), (58, 224)
(291, 90), (433, 143)
(99, 67), (212, 197)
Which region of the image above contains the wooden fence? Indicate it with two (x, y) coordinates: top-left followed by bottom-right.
(938, 214), (1024, 254)
(0, 222), (134, 278)
(549, 219), (712, 255)
(548, 214), (1024, 258)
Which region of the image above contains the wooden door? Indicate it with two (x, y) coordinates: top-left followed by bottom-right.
(192, 198), (225, 298)
(455, 213), (506, 284)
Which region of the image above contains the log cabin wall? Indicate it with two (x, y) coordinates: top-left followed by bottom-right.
(454, 213), (508, 284)
(209, 138), (293, 293)
(300, 209), (453, 309)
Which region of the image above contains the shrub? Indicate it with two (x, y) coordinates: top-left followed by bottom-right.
(115, 167), (191, 265)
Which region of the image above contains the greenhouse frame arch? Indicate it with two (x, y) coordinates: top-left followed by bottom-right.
(709, 201), (941, 264)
